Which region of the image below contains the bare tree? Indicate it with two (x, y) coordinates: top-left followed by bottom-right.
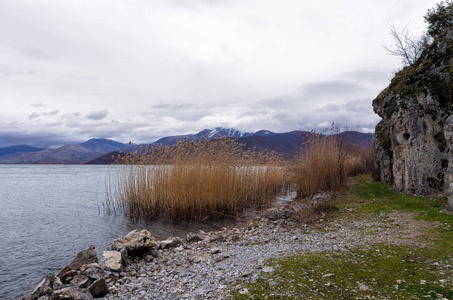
(383, 23), (431, 66)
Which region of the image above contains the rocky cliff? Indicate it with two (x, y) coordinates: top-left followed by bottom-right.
(373, 28), (453, 211)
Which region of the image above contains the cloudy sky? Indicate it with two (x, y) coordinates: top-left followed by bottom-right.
(0, 0), (440, 147)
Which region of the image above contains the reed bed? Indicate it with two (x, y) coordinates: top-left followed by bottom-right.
(290, 125), (347, 198)
(106, 137), (286, 222)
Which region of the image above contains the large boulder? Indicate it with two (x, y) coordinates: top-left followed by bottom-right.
(373, 28), (453, 211)
(57, 245), (98, 278)
(30, 272), (63, 300)
(109, 229), (158, 256)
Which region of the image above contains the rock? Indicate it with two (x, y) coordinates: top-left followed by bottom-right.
(190, 253), (210, 263)
(102, 251), (123, 272)
(70, 274), (89, 287)
(59, 270), (78, 284)
(57, 245), (98, 278)
(209, 234), (225, 243)
(263, 205), (294, 221)
(78, 278), (92, 289)
(51, 287), (94, 300)
(262, 266), (275, 273)
(184, 232), (204, 243)
(88, 278), (109, 298)
(210, 247), (221, 254)
(149, 249), (159, 258)
(359, 284), (370, 291)
(119, 247), (131, 266)
(372, 27), (453, 211)
(109, 229), (158, 257)
(31, 272), (63, 300)
(159, 237), (183, 249)
(81, 263), (104, 281)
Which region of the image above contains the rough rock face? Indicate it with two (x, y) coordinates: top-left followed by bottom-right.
(373, 28), (453, 211)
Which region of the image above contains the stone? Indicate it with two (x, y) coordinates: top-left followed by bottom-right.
(184, 232), (204, 243)
(57, 245), (98, 278)
(210, 247), (222, 254)
(78, 278), (92, 289)
(262, 266), (275, 273)
(51, 287), (94, 300)
(190, 253), (210, 263)
(88, 278), (109, 298)
(31, 272), (63, 300)
(59, 270), (78, 284)
(209, 234), (225, 243)
(81, 263), (104, 280)
(109, 229), (158, 257)
(102, 251), (123, 272)
(263, 205), (294, 221)
(119, 247), (131, 266)
(150, 249), (159, 258)
(359, 284), (370, 291)
(159, 237), (183, 249)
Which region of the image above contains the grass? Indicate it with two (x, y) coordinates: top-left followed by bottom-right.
(106, 126), (375, 222)
(106, 137), (286, 221)
(230, 176), (453, 299)
(290, 126), (347, 198)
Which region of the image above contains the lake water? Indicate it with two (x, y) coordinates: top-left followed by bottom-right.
(0, 165), (238, 299)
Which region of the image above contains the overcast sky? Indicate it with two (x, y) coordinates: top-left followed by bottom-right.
(0, 0), (440, 147)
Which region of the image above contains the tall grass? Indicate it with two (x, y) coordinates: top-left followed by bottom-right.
(290, 124), (376, 200)
(344, 145), (375, 177)
(106, 137), (286, 221)
(291, 125), (347, 198)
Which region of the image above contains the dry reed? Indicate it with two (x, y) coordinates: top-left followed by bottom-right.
(106, 137), (286, 221)
(290, 124), (347, 198)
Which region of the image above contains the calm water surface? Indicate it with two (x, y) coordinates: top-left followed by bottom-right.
(0, 165), (232, 299)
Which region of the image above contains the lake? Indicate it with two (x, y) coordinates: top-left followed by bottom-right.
(0, 165), (236, 299)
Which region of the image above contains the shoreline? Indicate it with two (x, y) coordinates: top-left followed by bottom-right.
(20, 193), (375, 300)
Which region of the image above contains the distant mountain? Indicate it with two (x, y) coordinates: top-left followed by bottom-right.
(79, 138), (130, 153)
(88, 128), (374, 164)
(153, 127), (254, 146)
(0, 138), (129, 164)
(0, 145), (46, 156)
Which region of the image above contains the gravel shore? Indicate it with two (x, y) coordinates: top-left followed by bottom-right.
(100, 210), (390, 300)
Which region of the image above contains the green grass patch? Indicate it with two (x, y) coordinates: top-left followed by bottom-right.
(231, 245), (452, 299)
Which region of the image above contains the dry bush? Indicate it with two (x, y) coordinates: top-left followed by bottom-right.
(290, 193), (338, 224)
(344, 145), (375, 176)
(106, 137), (286, 221)
(290, 125), (347, 199)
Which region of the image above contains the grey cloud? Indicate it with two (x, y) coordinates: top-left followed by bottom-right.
(28, 110), (60, 120)
(151, 102), (194, 110)
(29, 113), (40, 120)
(339, 68), (391, 82)
(86, 110), (108, 120)
(322, 99), (371, 113)
(300, 80), (365, 98)
(31, 102), (46, 107)
(44, 110), (59, 116)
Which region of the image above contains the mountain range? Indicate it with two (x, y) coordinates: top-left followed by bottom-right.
(0, 128), (374, 164)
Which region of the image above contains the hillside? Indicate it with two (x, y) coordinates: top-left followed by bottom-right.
(0, 145), (46, 156)
(88, 129), (374, 164)
(0, 138), (128, 164)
